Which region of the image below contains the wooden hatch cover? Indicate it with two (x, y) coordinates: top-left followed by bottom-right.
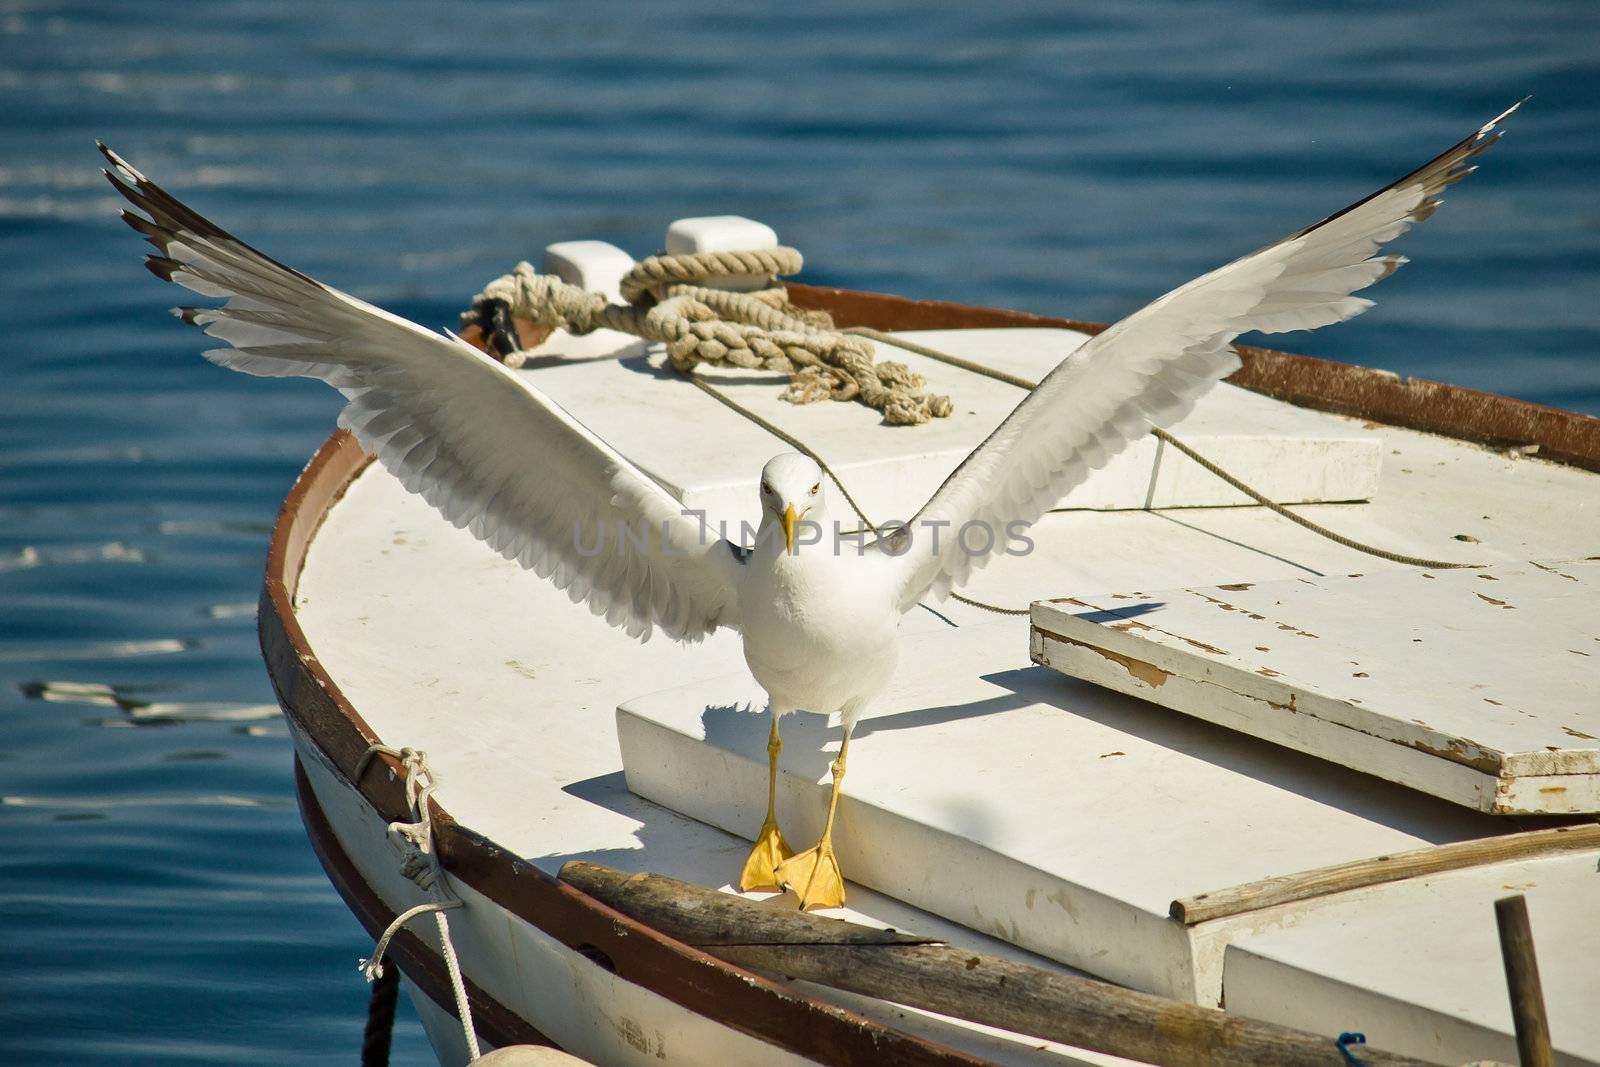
(1032, 560), (1600, 815)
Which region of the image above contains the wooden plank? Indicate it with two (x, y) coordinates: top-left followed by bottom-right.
(1223, 849), (1600, 1066)
(1170, 823), (1600, 924)
(1030, 627), (1505, 814)
(1030, 562), (1600, 815)
(1495, 895), (1555, 1067)
(617, 620), (1499, 1006)
(559, 862), (1441, 1067)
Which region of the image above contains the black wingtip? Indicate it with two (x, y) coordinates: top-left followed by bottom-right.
(100, 159), (134, 196)
(144, 255), (181, 282)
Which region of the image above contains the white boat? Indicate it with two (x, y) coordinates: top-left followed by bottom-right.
(99, 109), (1596, 1064)
(254, 221), (1600, 1066)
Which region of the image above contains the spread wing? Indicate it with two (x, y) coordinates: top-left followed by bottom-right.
(102, 144), (743, 643)
(884, 101), (1523, 610)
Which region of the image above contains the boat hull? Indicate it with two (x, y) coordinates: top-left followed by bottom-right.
(261, 283), (1600, 1065)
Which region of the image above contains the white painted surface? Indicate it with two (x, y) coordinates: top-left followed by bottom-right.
(292, 622), (1144, 1066)
(521, 327), (1382, 525)
(541, 240), (637, 304)
(1032, 561), (1600, 814)
(470, 1043), (597, 1066)
(405, 975), (482, 1067)
(616, 620), (1499, 1004)
(289, 325), (1600, 1061)
(293, 732), (820, 1067)
(664, 215), (781, 292)
(665, 215), (780, 254)
(1225, 850), (1600, 1067)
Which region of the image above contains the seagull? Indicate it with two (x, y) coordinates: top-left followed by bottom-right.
(101, 102), (1519, 910)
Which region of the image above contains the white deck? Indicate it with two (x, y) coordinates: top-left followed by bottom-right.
(293, 456), (1143, 1067)
(1032, 561), (1600, 815)
(527, 328), (1383, 523)
(292, 325), (1600, 1064)
(616, 620), (1496, 1004)
(1225, 849), (1600, 1066)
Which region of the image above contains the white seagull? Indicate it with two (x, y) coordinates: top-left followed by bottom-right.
(102, 102), (1518, 910)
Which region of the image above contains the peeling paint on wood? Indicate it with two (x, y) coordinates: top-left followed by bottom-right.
(1037, 629), (1171, 688)
(1032, 561), (1600, 815)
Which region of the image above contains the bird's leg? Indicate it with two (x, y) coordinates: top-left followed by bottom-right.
(775, 728), (851, 911)
(739, 711), (794, 891)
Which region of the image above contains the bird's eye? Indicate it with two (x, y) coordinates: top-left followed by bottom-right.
(761, 484), (771, 495)
(810, 483), (820, 495)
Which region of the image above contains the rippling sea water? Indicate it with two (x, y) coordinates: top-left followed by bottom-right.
(2, 2), (1596, 1063)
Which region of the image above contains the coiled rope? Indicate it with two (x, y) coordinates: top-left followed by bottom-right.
(463, 251), (954, 426)
(465, 247), (1480, 618)
(354, 744), (481, 1062)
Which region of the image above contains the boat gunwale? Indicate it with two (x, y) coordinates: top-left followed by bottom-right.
(261, 283), (1600, 1062)
(785, 282), (1600, 474)
(291, 755), (553, 1050)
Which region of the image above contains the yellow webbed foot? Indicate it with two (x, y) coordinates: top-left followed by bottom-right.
(775, 839), (846, 910)
(738, 816), (794, 892)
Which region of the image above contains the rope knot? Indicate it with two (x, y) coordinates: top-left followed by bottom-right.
(464, 246), (954, 426)
(353, 741), (480, 1058)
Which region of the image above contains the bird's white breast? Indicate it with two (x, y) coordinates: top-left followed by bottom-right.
(738, 545), (901, 718)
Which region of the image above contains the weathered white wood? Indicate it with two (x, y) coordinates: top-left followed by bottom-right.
(293, 733), (820, 1067)
(615, 619), (1500, 1005)
(292, 446), (1143, 1067)
(287, 325), (1600, 1062)
(1223, 850), (1600, 1067)
(1030, 562), (1600, 814)
(560, 862), (1440, 1067)
(521, 327), (1382, 524)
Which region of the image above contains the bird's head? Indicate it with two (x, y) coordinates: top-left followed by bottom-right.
(758, 453), (826, 554)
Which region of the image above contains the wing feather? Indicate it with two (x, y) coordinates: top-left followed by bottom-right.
(885, 102), (1523, 610)
(102, 145), (742, 643)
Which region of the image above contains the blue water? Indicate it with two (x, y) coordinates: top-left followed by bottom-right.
(2, 2), (1596, 1063)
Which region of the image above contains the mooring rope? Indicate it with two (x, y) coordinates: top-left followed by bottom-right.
(354, 744), (481, 1062)
(465, 245), (1480, 619)
(463, 254), (953, 425)
(360, 962), (400, 1067)
(618, 247), (802, 304)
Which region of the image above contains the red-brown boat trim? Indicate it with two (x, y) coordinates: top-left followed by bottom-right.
(262, 285), (1600, 1065)
(786, 283), (1600, 474)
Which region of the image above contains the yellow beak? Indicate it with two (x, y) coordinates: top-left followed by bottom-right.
(782, 504), (800, 554)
